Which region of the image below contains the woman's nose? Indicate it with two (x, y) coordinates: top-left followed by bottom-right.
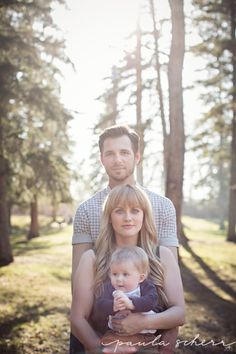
(124, 212), (132, 221)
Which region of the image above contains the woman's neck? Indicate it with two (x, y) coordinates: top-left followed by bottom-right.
(115, 235), (138, 248)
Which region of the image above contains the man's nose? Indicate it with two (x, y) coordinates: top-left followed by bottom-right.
(114, 153), (122, 163)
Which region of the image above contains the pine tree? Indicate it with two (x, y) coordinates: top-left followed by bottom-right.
(0, 0), (72, 264)
(191, 0), (236, 239)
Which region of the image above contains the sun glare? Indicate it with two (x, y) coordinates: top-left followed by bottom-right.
(52, 0), (143, 161)
(52, 0), (203, 199)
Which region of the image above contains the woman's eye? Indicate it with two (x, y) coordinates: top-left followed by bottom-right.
(115, 209), (123, 214)
(132, 209), (140, 214)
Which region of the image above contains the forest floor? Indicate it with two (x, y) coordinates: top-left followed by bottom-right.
(0, 216), (236, 354)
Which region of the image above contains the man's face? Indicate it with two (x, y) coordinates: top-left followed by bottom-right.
(100, 135), (140, 186)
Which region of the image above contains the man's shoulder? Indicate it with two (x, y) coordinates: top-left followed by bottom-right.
(78, 187), (109, 209)
(142, 186), (173, 207)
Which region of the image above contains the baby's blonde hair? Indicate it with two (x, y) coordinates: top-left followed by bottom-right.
(109, 246), (150, 278)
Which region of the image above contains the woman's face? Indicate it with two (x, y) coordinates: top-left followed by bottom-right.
(110, 204), (144, 243)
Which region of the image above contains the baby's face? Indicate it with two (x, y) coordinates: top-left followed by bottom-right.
(110, 260), (144, 292)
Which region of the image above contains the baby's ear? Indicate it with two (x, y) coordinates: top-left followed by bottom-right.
(139, 273), (146, 283)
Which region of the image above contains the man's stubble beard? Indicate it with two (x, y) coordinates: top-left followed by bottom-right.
(108, 163), (136, 183)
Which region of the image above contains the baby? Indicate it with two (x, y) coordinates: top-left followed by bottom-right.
(93, 246), (160, 335)
(108, 246), (158, 334)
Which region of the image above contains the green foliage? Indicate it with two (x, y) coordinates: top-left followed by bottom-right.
(0, 0), (73, 207)
(190, 0), (234, 224)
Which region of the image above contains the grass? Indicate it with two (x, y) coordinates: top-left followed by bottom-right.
(0, 218), (72, 354)
(0, 216), (236, 353)
(177, 216), (236, 353)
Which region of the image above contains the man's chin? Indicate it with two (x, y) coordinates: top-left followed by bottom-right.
(110, 175), (128, 182)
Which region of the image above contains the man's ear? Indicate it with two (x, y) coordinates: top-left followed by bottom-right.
(135, 151), (141, 165)
(138, 273), (146, 283)
(100, 153), (104, 166)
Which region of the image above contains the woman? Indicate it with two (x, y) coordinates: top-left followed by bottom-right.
(71, 184), (185, 353)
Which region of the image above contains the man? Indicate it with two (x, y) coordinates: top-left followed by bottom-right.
(71, 125), (179, 353)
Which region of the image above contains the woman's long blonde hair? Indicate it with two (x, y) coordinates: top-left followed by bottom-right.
(94, 184), (168, 308)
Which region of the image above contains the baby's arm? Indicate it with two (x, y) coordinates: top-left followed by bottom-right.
(94, 282), (116, 316)
(128, 280), (158, 313)
(95, 297), (115, 316)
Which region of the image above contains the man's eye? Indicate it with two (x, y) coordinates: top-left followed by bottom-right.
(121, 150), (129, 155)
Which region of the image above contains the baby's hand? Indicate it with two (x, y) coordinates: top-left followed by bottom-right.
(113, 291), (134, 311)
(112, 290), (124, 299)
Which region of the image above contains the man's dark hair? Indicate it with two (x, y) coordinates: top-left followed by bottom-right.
(98, 125), (140, 154)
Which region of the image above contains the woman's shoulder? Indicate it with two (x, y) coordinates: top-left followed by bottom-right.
(159, 245), (172, 255)
(84, 248), (95, 257)
(80, 248), (96, 265)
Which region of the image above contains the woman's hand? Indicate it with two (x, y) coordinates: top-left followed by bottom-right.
(102, 345), (137, 354)
(102, 342), (137, 354)
(111, 312), (146, 335)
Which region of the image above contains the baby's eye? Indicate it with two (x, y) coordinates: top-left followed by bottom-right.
(123, 273), (129, 277)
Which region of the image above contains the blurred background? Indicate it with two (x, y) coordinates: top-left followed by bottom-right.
(0, 0), (235, 353)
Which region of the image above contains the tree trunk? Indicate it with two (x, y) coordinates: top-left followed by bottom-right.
(136, 18), (144, 185)
(227, 0), (236, 242)
(51, 193), (57, 223)
(0, 156), (13, 266)
(149, 0), (169, 183)
(8, 202), (12, 232)
(218, 133), (226, 230)
(28, 194), (39, 239)
(111, 65), (119, 124)
(166, 0), (185, 240)
(218, 159), (226, 231)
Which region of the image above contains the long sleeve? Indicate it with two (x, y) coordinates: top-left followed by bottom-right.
(130, 279), (158, 313)
(91, 280), (116, 334)
(94, 281), (115, 316)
